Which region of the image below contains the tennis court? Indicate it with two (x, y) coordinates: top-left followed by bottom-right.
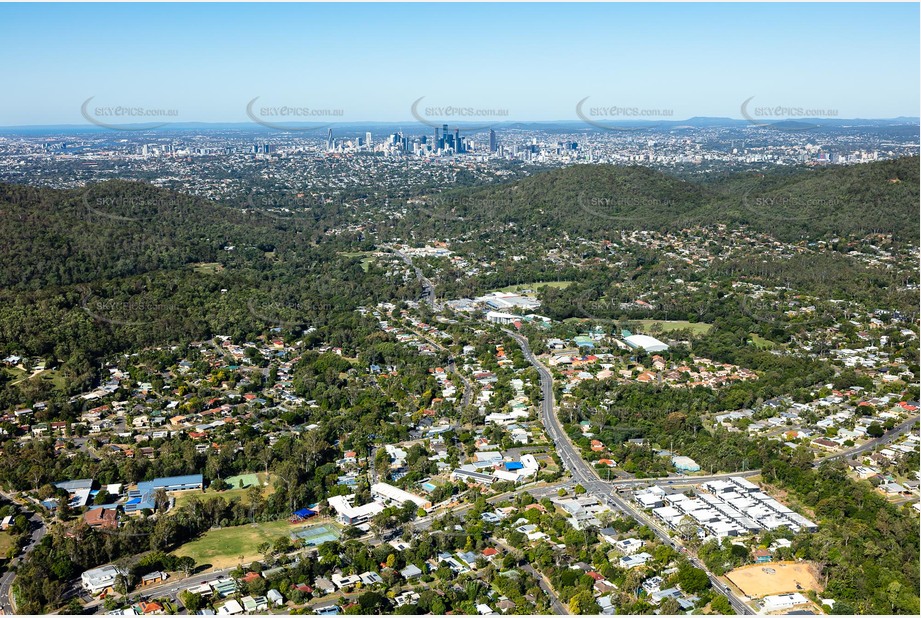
(291, 523), (341, 546)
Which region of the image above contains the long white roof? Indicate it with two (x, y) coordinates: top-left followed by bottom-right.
(624, 334), (669, 351)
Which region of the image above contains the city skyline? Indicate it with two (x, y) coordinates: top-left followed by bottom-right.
(0, 2), (918, 126)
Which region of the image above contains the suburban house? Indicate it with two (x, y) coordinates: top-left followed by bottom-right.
(84, 506), (118, 530)
(81, 565), (126, 594)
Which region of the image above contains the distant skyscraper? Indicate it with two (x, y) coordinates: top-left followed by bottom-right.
(365, 131), (372, 148)
(489, 129), (497, 153)
(327, 128), (333, 151)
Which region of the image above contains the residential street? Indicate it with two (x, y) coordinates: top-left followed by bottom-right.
(504, 328), (756, 615)
(0, 491), (47, 615)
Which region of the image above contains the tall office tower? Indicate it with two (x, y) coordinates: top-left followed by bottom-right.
(454, 128), (461, 153)
(434, 127), (439, 149)
(489, 129), (497, 153)
(326, 128), (333, 151)
(365, 131), (372, 147)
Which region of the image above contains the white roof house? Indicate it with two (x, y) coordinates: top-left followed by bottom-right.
(217, 599), (244, 615)
(267, 589), (284, 606)
(81, 565), (125, 593)
(400, 564), (423, 579)
(614, 538), (645, 555)
(619, 552), (653, 569)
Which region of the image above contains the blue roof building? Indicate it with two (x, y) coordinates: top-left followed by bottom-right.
(124, 474), (203, 513)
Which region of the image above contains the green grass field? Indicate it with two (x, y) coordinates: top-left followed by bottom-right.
(562, 318), (712, 336)
(173, 473), (275, 510)
(192, 262), (224, 274)
(749, 333), (777, 349)
(40, 370), (67, 390)
(339, 252), (377, 272)
(0, 532), (14, 558)
(2, 367), (27, 382)
(172, 519), (296, 569)
(633, 319), (712, 335)
(8, 367), (67, 390)
(494, 281), (574, 293)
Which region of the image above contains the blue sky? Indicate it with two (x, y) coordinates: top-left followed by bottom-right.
(0, 2), (918, 125)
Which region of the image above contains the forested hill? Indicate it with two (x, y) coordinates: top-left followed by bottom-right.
(0, 181), (327, 292)
(0, 181), (402, 399)
(711, 155), (920, 241)
(2, 157), (916, 293)
(398, 156), (919, 242)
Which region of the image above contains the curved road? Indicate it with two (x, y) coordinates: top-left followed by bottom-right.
(504, 329), (755, 615)
(0, 493), (47, 615)
(390, 247), (437, 309)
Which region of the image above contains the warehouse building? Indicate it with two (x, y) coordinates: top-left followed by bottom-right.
(623, 334), (669, 353)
